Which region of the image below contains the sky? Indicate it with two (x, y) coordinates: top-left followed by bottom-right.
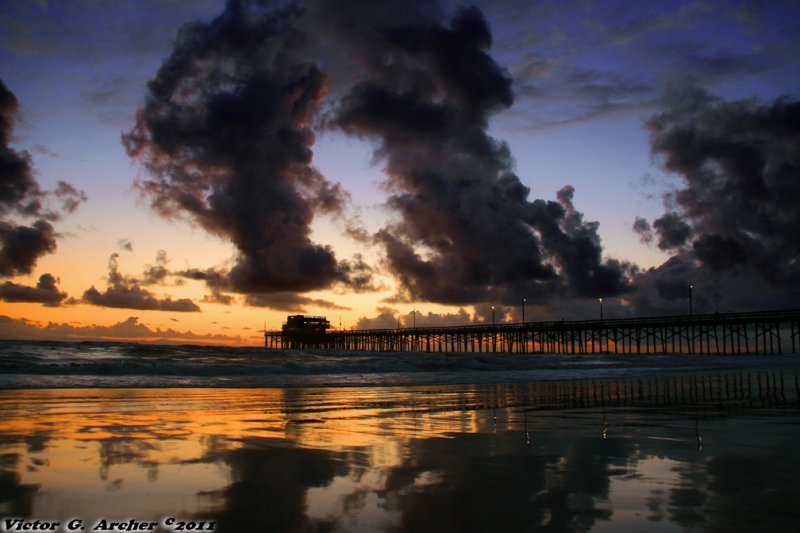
(0, 0), (798, 345)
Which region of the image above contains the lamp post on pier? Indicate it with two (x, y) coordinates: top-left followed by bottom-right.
(522, 298), (526, 324)
(491, 305), (496, 353)
(689, 285), (693, 318)
(599, 298), (604, 321)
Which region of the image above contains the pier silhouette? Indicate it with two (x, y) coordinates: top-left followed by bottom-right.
(265, 309), (800, 354)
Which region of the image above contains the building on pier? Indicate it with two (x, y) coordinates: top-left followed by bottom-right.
(278, 315), (331, 348)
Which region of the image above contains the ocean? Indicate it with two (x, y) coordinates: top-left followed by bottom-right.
(2, 339), (799, 389)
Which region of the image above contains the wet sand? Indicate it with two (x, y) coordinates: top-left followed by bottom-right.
(1, 371), (800, 532)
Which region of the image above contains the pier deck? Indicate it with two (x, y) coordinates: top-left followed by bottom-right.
(265, 309), (800, 355)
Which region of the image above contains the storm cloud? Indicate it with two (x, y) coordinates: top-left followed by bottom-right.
(631, 87), (800, 313)
(122, 1), (718, 311)
(324, 1), (631, 304)
(0, 80), (56, 276)
(123, 1), (360, 296)
(0, 79), (86, 277)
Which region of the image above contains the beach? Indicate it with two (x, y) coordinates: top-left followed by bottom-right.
(2, 365), (800, 532)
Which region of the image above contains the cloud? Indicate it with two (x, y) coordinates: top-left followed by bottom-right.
(174, 266), (239, 305)
(353, 306), (481, 329)
(628, 87), (800, 314)
(124, 0), (633, 309)
(322, 3), (631, 305)
(0, 78), (86, 277)
(639, 87), (800, 287)
(632, 217), (653, 244)
(244, 292), (350, 312)
(652, 212), (692, 250)
(82, 253), (200, 312)
(0, 273), (67, 306)
(122, 1), (371, 296)
(0, 315), (242, 344)
(117, 238), (133, 252)
(53, 181), (87, 214)
(202, 290), (236, 306)
(491, 0), (795, 130)
(0, 219), (57, 276)
(140, 249), (169, 285)
(353, 307), (401, 330)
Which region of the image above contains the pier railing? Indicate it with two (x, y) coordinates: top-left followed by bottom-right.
(265, 309), (800, 355)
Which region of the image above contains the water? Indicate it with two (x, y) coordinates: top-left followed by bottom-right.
(1, 383), (799, 532)
(0, 341), (800, 389)
(2, 340), (800, 531)
(1, 339), (799, 389)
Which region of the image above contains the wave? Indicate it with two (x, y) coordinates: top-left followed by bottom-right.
(0, 339), (797, 389)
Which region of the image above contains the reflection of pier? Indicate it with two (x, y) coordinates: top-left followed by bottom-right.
(476, 371), (800, 413)
(265, 309), (800, 354)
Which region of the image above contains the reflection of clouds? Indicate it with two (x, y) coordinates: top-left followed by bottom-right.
(97, 438), (160, 482)
(375, 432), (624, 532)
(646, 489), (666, 522)
(0, 382), (799, 529)
(0, 461), (40, 516)
(701, 452), (800, 531)
(196, 441), (351, 532)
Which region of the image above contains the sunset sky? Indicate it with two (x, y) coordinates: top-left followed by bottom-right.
(1, 0), (798, 345)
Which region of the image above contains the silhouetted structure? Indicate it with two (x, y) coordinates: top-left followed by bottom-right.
(266, 309), (800, 355)
(279, 315), (330, 346)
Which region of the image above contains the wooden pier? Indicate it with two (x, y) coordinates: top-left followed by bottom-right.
(265, 309), (800, 355)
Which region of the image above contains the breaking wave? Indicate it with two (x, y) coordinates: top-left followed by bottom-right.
(0, 339), (796, 388)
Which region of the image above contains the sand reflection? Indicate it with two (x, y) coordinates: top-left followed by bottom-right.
(0, 371), (799, 531)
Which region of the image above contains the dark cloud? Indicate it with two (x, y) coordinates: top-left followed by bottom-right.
(0, 273), (67, 306)
(53, 181), (87, 214)
(244, 292), (350, 312)
(83, 253), (200, 312)
(633, 88), (800, 308)
(202, 290), (236, 306)
(141, 249), (169, 285)
(0, 79), (44, 217)
(652, 212), (692, 250)
(121, 1), (626, 308)
(0, 219), (57, 276)
(0, 79), (86, 278)
(123, 1), (370, 296)
(174, 267), (238, 304)
(632, 216), (653, 244)
(321, 2), (631, 306)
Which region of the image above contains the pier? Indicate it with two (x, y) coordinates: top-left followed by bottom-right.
(265, 309), (800, 355)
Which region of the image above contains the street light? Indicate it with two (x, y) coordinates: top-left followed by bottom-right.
(491, 305), (496, 353)
(599, 298), (604, 321)
(689, 284), (693, 318)
(522, 298), (526, 324)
